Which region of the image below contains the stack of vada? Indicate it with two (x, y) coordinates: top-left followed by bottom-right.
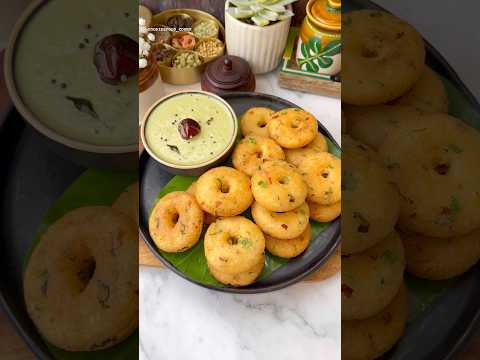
(341, 9), (480, 360)
(341, 137), (406, 360)
(237, 107), (341, 264)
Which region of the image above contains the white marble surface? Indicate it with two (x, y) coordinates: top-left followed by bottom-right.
(140, 268), (340, 360)
(140, 72), (341, 360)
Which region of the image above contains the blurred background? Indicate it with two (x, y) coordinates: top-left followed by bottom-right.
(374, 0), (480, 100)
(2, 0), (478, 98)
(1, 1), (479, 359)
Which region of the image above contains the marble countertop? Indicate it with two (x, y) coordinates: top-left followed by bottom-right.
(140, 71), (341, 360)
(140, 268), (340, 360)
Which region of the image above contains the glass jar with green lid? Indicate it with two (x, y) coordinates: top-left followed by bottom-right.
(296, 0), (341, 75)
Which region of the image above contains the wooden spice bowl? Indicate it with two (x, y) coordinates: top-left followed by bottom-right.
(139, 53), (159, 93)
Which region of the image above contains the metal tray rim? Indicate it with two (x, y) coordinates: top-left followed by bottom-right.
(0, 114), (51, 359)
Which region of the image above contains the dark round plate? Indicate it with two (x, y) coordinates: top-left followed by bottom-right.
(0, 110), (86, 360)
(139, 92), (342, 293)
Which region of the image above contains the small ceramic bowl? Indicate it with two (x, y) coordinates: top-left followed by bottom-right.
(140, 90), (238, 176)
(4, 0), (137, 170)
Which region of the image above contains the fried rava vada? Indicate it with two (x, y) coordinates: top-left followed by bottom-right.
(24, 206), (138, 351)
(285, 133), (328, 167)
(297, 152), (341, 205)
(265, 224), (311, 259)
(205, 217), (265, 286)
(195, 167), (253, 217)
(252, 201), (310, 240)
(149, 191), (203, 253)
(240, 107), (275, 138)
(342, 10), (425, 105)
(251, 160), (307, 212)
(232, 134), (285, 176)
(268, 108), (318, 149)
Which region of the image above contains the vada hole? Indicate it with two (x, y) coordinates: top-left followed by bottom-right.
(227, 237), (239, 246)
(361, 46), (379, 58)
(77, 257), (96, 291)
(321, 172), (329, 178)
(220, 183), (230, 193)
(216, 179), (230, 193)
(65, 246), (96, 294)
(171, 212), (180, 224)
(434, 163), (450, 175)
(257, 121), (267, 128)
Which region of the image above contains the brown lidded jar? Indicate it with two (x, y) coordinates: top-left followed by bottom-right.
(201, 55), (255, 96)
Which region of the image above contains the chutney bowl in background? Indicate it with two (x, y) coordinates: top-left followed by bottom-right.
(141, 90), (238, 176)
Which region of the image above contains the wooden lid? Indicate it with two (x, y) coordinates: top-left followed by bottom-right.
(308, 0), (341, 32)
(203, 55), (253, 91)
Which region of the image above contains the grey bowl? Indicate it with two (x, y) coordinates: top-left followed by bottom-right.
(3, 0), (138, 171)
(140, 90), (239, 176)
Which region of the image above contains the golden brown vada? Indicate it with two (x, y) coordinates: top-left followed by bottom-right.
(251, 160), (307, 212)
(252, 201), (310, 240)
(268, 108), (318, 149)
(232, 135), (285, 176)
(149, 191), (203, 252)
(195, 167), (253, 217)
